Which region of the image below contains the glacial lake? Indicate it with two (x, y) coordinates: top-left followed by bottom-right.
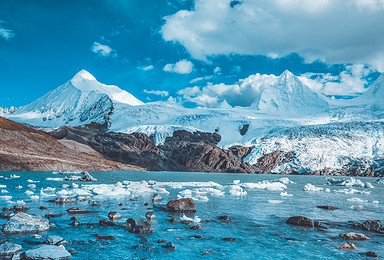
(0, 171), (383, 259)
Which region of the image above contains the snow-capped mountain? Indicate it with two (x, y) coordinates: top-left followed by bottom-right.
(3, 69), (384, 174)
(6, 70), (144, 127)
(250, 70), (329, 114)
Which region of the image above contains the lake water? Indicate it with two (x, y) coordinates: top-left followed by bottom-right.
(0, 171), (383, 259)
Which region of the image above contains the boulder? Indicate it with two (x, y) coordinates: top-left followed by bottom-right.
(0, 211), (14, 220)
(218, 215), (231, 221)
(161, 242), (176, 251)
(22, 245), (71, 260)
(163, 198), (196, 213)
(2, 212), (50, 234)
(364, 251), (378, 257)
(107, 212), (121, 222)
(286, 216), (314, 228)
(145, 211), (156, 221)
(81, 171), (96, 182)
(152, 194), (163, 203)
(361, 220), (382, 232)
(336, 243), (356, 249)
(66, 207), (98, 215)
(46, 235), (64, 245)
(339, 232), (370, 240)
(130, 221), (154, 234)
(121, 218), (136, 230)
(0, 241), (22, 259)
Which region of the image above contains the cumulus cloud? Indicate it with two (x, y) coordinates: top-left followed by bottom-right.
(161, 0), (384, 70)
(163, 59), (193, 74)
(177, 65), (376, 107)
(90, 42), (116, 57)
(178, 73), (277, 107)
(0, 21), (14, 40)
(144, 89), (169, 97)
(139, 65), (154, 71)
(300, 64), (374, 96)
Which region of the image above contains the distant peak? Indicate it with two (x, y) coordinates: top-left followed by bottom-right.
(280, 70), (294, 78)
(72, 69), (96, 81)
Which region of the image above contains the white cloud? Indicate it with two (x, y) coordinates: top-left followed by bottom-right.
(301, 64), (374, 96)
(178, 73), (277, 107)
(163, 59), (194, 74)
(139, 65), (154, 71)
(213, 66), (221, 74)
(0, 21), (14, 40)
(161, 0), (384, 70)
(144, 89), (169, 97)
(90, 42), (116, 57)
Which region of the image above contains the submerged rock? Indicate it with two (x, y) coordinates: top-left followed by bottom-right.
(121, 218), (136, 230)
(218, 215), (231, 221)
(0, 241), (22, 259)
(222, 238), (237, 241)
(130, 221), (154, 234)
(161, 242), (176, 251)
(66, 207), (98, 215)
(163, 198), (196, 213)
(48, 197), (76, 205)
(336, 243), (356, 249)
(22, 245), (71, 260)
(361, 220), (382, 232)
(364, 251), (378, 257)
(317, 206), (339, 210)
(286, 216), (314, 228)
(339, 232), (370, 240)
(107, 212), (121, 222)
(92, 234), (116, 240)
(2, 212), (50, 234)
(152, 194), (163, 203)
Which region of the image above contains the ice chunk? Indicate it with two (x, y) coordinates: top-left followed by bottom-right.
(327, 177), (365, 187)
(0, 195), (12, 200)
(365, 182), (374, 188)
(304, 183), (323, 192)
(241, 181), (287, 191)
(228, 185), (247, 196)
(268, 200), (283, 204)
(347, 197), (368, 203)
(0, 184), (6, 188)
(27, 184), (36, 189)
(280, 192), (293, 197)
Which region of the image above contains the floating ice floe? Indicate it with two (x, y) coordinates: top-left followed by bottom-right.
(347, 197), (368, 203)
(24, 190), (34, 196)
(372, 200), (379, 204)
(241, 180), (287, 191)
(42, 187), (56, 193)
(304, 183), (323, 192)
(333, 188), (371, 195)
(27, 179), (40, 183)
(180, 214), (201, 223)
(16, 185), (22, 189)
(365, 182), (374, 188)
(46, 177), (64, 181)
(0, 184), (6, 188)
(268, 200), (283, 204)
(350, 205), (363, 210)
(280, 192), (293, 197)
(327, 177), (365, 187)
(0, 195), (12, 200)
(228, 185), (247, 196)
(30, 195), (39, 200)
(233, 180), (240, 184)
(376, 177), (384, 184)
(27, 184), (36, 189)
(10, 174), (20, 178)
(1, 189), (9, 193)
(276, 177), (295, 184)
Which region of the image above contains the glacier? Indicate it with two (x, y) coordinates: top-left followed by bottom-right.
(3, 69), (384, 174)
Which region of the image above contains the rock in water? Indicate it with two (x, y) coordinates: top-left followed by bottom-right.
(339, 232), (370, 240)
(163, 198), (196, 213)
(81, 171), (97, 182)
(336, 243), (356, 249)
(0, 241), (22, 259)
(152, 194), (163, 203)
(361, 220), (382, 232)
(122, 218), (136, 230)
(2, 212), (50, 234)
(317, 206), (339, 210)
(286, 216), (314, 228)
(107, 212), (121, 222)
(46, 235), (64, 245)
(22, 245), (71, 260)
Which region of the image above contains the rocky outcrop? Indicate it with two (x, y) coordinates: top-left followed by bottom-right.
(2, 212), (51, 234)
(22, 245), (71, 260)
(0, 241), (22, 259)
(286, 216), (314, 228)
(0, 116), (143, 172)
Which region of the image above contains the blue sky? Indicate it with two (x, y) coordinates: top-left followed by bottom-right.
(1, 0), (383, 108)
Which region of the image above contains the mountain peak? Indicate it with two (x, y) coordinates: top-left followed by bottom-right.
(72, 69), (96, 81)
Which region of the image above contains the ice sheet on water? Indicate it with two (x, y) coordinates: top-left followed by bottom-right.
(333, 188), (371, 195)
(304, 183), (323, 192)
(228, 185), (247, 196)
(327, 177), (365, 187)
(241, 180), (287, 191)
(180, 214), (201, 223)
(280, 192), (293, 197)
(347, 197), (368, 203)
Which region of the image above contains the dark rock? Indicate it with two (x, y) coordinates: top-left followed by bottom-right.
(99, 220), (117, 227)
(108, 212), (121, 222)
(218, 215), (231, 221)
(66, 207), (99, 214)
(93, 234), (116, 240)
(57, 240), (71, 247)
(222, 237), (237, 241)
(362, 220), (382, 232)
(118, 203), (123, 206)
(22, 245), (71, 260)
(2, 207), (12, 212)
(2, 212), (51, 234)
(13, 205), (29, 212)
(23, 239), (43, 245)
(190, 235), (204, 239)
(163, 198), (196, 213)
(286, 216), (314, 228)
(167, 218), (178, 223)
(90, 201), (101, 206)
(130, 221), (154, 234)
(339, 232), (370, 240)
(0, 241), (22, 259)
(336, 243), (356, 249)
(45, 212), (66, 219)
(152, 194), (163, 203)
(39, 206), (47, 210)
(190, 225), (205, 230)
(144, 203), (149, 206)
(157, 239), (166, 243)
(70, 221), (81, 227)
(81, 171), (97, 182)
(48, 197), (76, 205)
(0, 211), (14, 220)
(145, 211), (156, 221)
(70, 216), (78, 221)
(122, 218), (136, 230)
(365, 251), (378, 257)
(68, 250), (79, 255)
(180, 220), (194, 226)
(314, 221), (328, 229)
(317, 206), (339, 210)
(161, 242), (176, 251)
